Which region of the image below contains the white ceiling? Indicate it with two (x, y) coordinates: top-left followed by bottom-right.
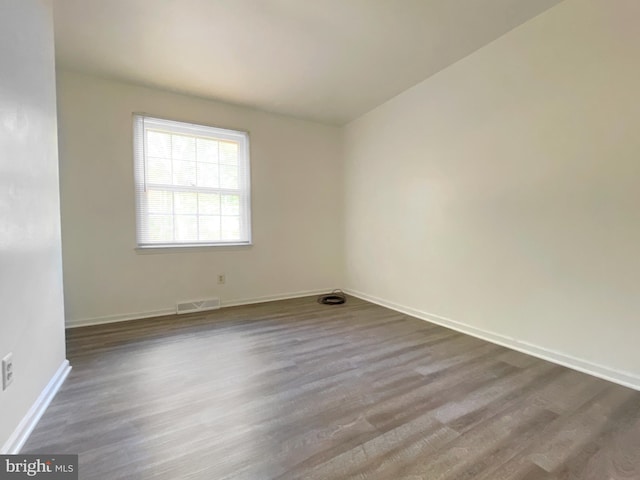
(53, 0), (563, 125)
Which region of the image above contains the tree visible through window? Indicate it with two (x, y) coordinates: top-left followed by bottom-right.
(133, 115), (251, 247)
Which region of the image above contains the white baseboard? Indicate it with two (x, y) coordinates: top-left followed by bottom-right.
(345, 288), (640, 392)
(1, 359), (71, 454)
(66, 308), (176, 329)
(66, 289), (332, 329)
(220, 289), (329, 308)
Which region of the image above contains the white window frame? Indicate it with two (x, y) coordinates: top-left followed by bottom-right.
(133, 114), (252, 248)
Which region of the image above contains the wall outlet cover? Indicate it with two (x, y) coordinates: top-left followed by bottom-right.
(2, 352), (14, 390)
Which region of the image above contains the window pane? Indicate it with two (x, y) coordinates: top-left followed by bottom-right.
(197, 138), (218, 163)
(148, 215), (173, 242)
(147, 157), (172, 184)
(199, 216), (220, 241)
(220, 164), (238, 189)
(175, 215), (198, 242)
(221, 194), (240, 215)
(174, 192), (197, 214)
(147, 131), (171, 158)
(172, 134), (196, 161)
(219, 141), (238, 165)
(198, 193), (220, 215)
(173, 160), (197, 186)
(147, 190), (173, 214)
(221, 216), (240, 240)
(197, 162), (219, 188)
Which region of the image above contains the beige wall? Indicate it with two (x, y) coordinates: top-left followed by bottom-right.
(57, 71), (343, 326)
(344, 0), (640, 385)
(0, 0), (67, 450)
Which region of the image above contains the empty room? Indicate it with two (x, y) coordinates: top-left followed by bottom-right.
(1, 0), (639, 478)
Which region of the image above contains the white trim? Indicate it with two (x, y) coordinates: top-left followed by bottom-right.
(1, 360), (72, 454)
(136, 241), (253, 250)
(66, 289), (333, 329)
(220, 289), (330, 308)
(344, 288), (640, 392)
(135, 243), (252, 254)
(66, 308), (176, 328)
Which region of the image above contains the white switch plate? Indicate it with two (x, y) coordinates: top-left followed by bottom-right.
(2, 352), (14, 390)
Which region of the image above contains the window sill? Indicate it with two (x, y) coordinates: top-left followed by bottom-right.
(135, 242), (253, 254)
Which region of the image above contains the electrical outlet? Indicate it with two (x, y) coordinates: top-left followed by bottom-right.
(2, 353), (14, 390)
(217, 273), (226, 285)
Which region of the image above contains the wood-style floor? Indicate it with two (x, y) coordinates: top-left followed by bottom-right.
(23, 296), (640, 479)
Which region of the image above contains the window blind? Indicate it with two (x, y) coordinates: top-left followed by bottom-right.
(133, 115), (251, 247)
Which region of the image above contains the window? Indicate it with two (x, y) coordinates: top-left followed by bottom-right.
(133, 115), (251, 247)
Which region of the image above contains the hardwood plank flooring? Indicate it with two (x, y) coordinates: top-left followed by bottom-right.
(22, 296), (640, 479)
